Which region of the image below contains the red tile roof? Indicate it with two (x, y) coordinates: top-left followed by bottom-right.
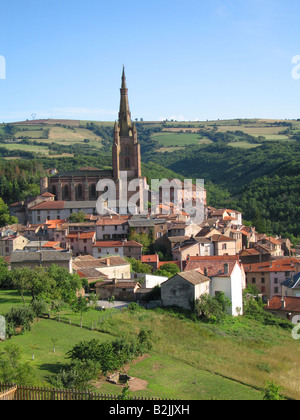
(266, 296), (300, 312)
(189, 255), (239, 262)
(141, 255), (159, 263)
(30, 201), (66, 210)
(67, 231), (96, 240)
(185, 260), (238, 277)
(42, 241), (61, 248)
(243, 258), (300, 273)
(96, 216), (130, 226)
(41, 192), (55, 197)
(210, 234), (236, 242)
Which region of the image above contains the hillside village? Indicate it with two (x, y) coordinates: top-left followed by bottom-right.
(1, 190), (299, 320)
(1, 67), (299, 323)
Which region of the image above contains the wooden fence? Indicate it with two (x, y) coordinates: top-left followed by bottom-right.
(0, 383), (159, 401)
(0, 386), (17, 400)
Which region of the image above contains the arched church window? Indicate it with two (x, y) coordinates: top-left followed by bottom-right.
(76, 184), (83, 200)
(52, 185), (57, 199)
(90, 183), (96, 199)
(63, 185), (69, 200)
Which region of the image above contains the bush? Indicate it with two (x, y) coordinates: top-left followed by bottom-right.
(5, 305), (35, 336)
(67, 329), (153, 376)
(263, 381), (284, 400)
(31, 299), (50, 318)
(244, 297), (293, 330)
(195, 292), (231, 324)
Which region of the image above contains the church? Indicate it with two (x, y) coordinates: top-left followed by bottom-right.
(39, 68), (148, 216)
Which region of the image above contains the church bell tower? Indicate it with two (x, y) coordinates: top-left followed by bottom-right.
(112, 67), (142, 181)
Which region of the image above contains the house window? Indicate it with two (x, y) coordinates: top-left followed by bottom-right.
(252, 278), (256, 284)
(115, 248), (119, 253)
(274, 278), (278, 284)
(261, 278), (265, 284)
(222, 244), (227, 250)
(261, 286), (265, 293)
(98, 248), (101, 253)
(274, 287), (279, 294)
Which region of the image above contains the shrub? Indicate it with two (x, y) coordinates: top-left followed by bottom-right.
(195, 292), (231, 324)
(263, 381), (284, 400)
(5, 305), (35, 336)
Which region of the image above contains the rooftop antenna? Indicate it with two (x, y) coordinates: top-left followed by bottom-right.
(31, 113), (36, 120)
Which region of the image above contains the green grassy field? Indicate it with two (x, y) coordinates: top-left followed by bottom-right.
(152, 132), (203, 147)
(1, 290), (300, 400)
(0, 118), (299, 156)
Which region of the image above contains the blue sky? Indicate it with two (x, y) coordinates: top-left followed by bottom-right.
(0, 0), (300, 122)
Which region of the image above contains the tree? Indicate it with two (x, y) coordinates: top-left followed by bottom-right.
(195, 292), (230, 323)
(125, 257), (152, 274)
(0, 197), (18, 227)
(71, 295), (96, 327)
(46, 265), (83, 304)
(0, 344), (35, 385)
(11, 267), (32, 303)
(68, 211), (87, 223)
(155, 263), (180, 278)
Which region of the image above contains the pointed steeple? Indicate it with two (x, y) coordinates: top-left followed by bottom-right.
(121, 65), (126, 89)
(119, 66), (132, 137)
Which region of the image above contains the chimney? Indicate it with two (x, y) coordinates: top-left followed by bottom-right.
(281, 298), (286, 309)
(106, 258), (110, 266)
(113, 278), (117, 285)
(224, 263), (229, 275)
(204, 267), (208, 277)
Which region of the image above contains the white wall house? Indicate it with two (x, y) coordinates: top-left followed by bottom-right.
(209, 262), (245, 316)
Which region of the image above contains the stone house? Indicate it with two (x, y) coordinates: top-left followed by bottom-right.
(243, 258), (300, 300)
(209, 234), (237, 256)
(66, 231), (96, 256)
(92, 240), (142, 259)
(95, 279), (142, 301)
(257, 236), (284, 258)
(73, 255), (131, 282)
(141, 254), (159, 271)
(0, 235), (29, 258)
(279, 271), (300, 298)
(172, 237), (214, 270)
(10, 249), (73, 273)
(161, 271), (211, 310)
(265, 296), (300, 321)
(184, 256), (245, 316)
(96, 216), (130, 240)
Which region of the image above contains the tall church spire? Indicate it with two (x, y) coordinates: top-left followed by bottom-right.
(119, 66), (132, 137)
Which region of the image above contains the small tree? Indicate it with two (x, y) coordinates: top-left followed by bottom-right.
(71, 296), (90, 327)
(108, 295), (115, 309)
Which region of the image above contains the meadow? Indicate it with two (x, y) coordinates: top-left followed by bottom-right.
(0, 118), (299, 159)
(1, 290), (299, 400)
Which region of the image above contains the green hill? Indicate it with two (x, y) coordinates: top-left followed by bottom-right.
(0, 290), (298, 400)
(1, 117), (300, 243)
